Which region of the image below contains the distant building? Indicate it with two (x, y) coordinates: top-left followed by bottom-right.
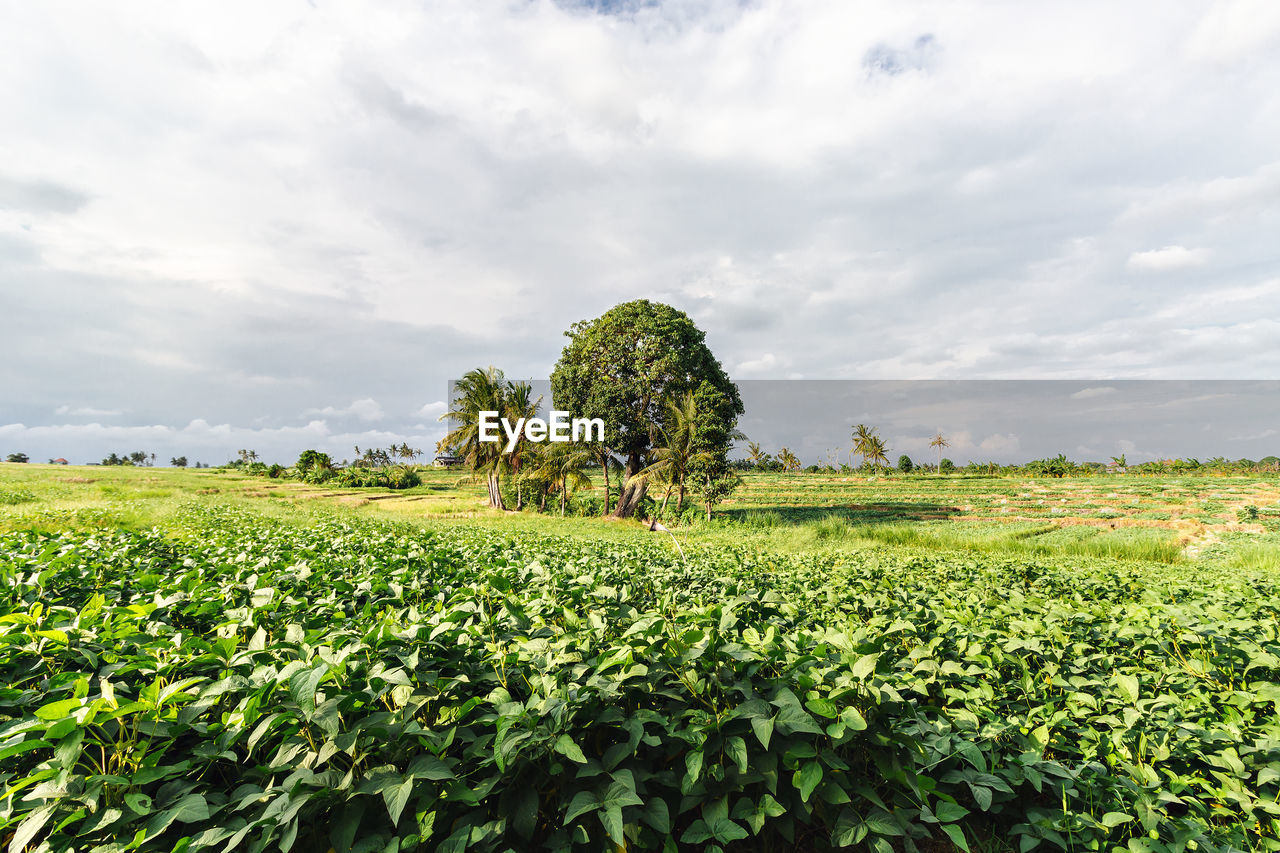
(51, 458), (69, 465)
(433, 454), (462, 468)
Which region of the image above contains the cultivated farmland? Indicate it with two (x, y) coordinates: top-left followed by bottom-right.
(1, 465), (1278, 852)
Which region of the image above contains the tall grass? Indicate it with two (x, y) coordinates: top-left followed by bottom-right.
(801, 517), (1187, 564)
(1226, 542), (1280, 571)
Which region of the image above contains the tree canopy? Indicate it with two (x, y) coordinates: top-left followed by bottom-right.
(550, 300), (742, 517)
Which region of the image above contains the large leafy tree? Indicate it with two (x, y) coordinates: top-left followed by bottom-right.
(551, 300), (742, 518)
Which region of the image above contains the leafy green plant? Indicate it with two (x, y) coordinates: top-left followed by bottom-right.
(0, 505), (1277, 852)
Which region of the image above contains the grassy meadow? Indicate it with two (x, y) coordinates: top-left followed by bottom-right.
(2, 462), (1279, 852)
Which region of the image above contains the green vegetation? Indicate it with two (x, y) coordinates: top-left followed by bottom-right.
(3, 459), (1280, 852)
(3, 481), (1280, 852)
(550, 300), (743, 519)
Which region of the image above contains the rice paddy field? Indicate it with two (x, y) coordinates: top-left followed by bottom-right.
(2, 463), (1279, 853)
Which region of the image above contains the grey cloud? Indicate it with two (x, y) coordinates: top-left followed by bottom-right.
(0, 176), (89, 214)
(863, 34), (938, 76)
(2, 1), (1279, 463)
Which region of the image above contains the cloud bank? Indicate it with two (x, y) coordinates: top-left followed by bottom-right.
(2, 1), (1278, 462)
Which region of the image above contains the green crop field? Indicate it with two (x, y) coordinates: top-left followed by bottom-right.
(2, 465), (1279, 853)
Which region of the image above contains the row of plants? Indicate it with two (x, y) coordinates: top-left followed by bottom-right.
(2, 505), (1278, 851)
(734, 455), (1280, 478)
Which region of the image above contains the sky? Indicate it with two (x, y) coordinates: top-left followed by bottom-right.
(2, 0), (1279, 464)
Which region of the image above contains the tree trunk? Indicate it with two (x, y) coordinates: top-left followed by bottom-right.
(676, 483), (686, 512)
(601, 450), (612, 515)
(659, 484), (672, 516)
(612, 452), (647, 518)
(560, 485), (567, 516)
(488, 472), (506, 510)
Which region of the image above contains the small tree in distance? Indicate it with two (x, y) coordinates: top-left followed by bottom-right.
(898, 454), (914, 473)
(930, 432), (950, 473)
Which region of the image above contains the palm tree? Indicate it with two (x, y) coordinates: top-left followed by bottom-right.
(440, 367), (511, 509)
(746, 441), (767, 467)
(777, 447), (801, 472)
(630, 391), (701, 514)
(533, 442), (595, 515)
(851, 423), (876, 469)
(866, 434), (889, 474)
(503, 381), (542, 510)
(929, 431), (950, 473)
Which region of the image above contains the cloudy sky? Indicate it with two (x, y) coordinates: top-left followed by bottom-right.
(2, 1), (1279, 464)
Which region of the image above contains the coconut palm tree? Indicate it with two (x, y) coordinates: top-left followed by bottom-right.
(532, 441), (595, 515)
(929, 431), (950, 473)
(866, 434), (889, 474)
(746, 441), (767, 467)
(630, 391), (701, 514)
(503, 381), (542, 510)
(777, 447), (801, 472)
(440, 367), (511, 509)
(851, 423), (875, 468)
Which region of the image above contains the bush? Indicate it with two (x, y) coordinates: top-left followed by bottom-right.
(897, 455), (913, 473)
(334, 466), (421, 490)
(939, 457), (955, 473)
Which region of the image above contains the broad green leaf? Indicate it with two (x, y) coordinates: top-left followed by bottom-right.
(750, 715), (774, 750)
(8, 803), (56, 853)
(941, 823), (971, 851)
(564, 791), (598, 825)
(554, 734), (587, 764)
(384, 778), (415, 825)
(1113, 673), (1140, 704)
(794, 761), (823, 803)
(852, 653), (879, 680)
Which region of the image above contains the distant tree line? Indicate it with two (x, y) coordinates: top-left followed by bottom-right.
(732, 444), (1280, 478)
(227, 444), (424, 490)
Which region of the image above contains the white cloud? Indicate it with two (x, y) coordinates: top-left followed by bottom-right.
(1070, 386), (1118, 400)
(56, 405), (124, 416)
(1126, 246), (1212, 272)
(1229, 428), (1278, 441)
(304, 398), (384, 421)
(979, 433), (1019, 453)
(734, 353), (781, 376)
(415, 400), (446, 419)
(0, 418), (444, 466)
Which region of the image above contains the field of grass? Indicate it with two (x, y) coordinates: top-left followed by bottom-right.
(2, 463), (1279, 852)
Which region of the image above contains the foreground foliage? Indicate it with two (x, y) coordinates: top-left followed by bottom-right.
(1, 507), (1278, 852)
